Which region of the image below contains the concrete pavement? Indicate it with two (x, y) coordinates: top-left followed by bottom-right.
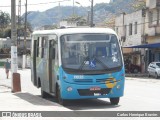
(0, 68), (70, 111)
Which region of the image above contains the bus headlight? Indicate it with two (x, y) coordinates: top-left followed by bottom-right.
(116, 85), (120, 89)
(67, 87), (73, 92)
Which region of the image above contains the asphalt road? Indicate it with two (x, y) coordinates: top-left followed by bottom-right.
(1, 69), (160, 119)
(19, 70), (160, 111)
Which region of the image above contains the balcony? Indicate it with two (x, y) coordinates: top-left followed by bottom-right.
(145, 25), (160, 36)
(146, 0), (160, 9)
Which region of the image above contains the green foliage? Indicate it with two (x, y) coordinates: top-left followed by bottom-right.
(0, 11), (10, 31)
(64, 15), (87, 26)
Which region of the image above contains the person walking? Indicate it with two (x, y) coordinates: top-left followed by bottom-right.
(4, 59), (11, 79)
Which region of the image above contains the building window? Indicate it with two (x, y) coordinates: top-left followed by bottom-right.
(116, 27), (118, 34)
(157, 0), (160, 7)
(124, 25), (127, 37)
(129, 23), (132, 35)
(122, 25), (126, 42)
(135, 22), (137, 34)
(149, 11), (153, 25)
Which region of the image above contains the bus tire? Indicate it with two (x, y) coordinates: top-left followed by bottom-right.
(155, 72), (159, 79)
(110, 97), (119, 105)
(41, 89), (48, 98)
(57, 86), (66, 106)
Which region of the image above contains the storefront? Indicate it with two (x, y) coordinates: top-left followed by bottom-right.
(124, 43), (160, 73)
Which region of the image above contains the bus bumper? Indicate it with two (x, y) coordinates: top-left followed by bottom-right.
(60, 80), (124, 100)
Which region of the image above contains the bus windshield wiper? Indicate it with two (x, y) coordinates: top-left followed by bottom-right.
(93, 56), (109, 69)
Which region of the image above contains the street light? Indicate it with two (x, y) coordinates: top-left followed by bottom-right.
(75, 0), (94, 27)
(75, 1), (90, 26)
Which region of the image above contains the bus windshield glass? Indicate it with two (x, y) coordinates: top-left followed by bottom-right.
(60, 33), (122, 74)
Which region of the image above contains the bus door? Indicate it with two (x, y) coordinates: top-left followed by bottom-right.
(49, 40), (56, 93)
(31, 40), (37, 86)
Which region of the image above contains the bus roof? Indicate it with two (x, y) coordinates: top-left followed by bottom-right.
(32, 28), (117, 36)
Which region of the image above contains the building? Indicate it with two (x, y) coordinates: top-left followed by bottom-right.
(59, 20), (77, 28)
(115, 0), (160, 73)
(0, 38), (11, 49)
(0, 37), (31, 54)
(115, 10), (146, 73)
(144, 0), (160, 65)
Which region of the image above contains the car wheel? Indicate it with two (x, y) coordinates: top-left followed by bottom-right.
(155, 73), (159, 79)
(110, 97), (120, 105)
(148, 73), (151, 78)
(41, 89), (48, 98)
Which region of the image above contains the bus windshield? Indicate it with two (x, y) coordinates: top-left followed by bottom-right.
(60, 33), (122, 74)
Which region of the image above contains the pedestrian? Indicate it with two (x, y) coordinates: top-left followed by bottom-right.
(4, 59), (11, 79)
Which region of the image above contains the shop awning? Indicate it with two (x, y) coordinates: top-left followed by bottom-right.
(123, 43), (160, 48)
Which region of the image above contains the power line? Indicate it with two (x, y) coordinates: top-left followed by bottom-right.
(114, 18), (160, 28)
(0, 0), (70, 8)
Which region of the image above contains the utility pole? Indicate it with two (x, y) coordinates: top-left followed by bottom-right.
(11, 0), (18, 73)
(73, 0), (75, 16)
(58, 2), (61, 27)
(18, 0), (21, 46)
(23, 0), (27, 69)
(90, 0), (94, 27)
(11, 0), (21, 93)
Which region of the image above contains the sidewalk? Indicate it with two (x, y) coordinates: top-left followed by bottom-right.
(0, 68), (71, 111)
(125, 73), (148, 77)
(0, 68), (11, 88)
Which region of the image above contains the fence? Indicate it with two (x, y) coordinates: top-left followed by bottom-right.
(0, 54), (31, 68)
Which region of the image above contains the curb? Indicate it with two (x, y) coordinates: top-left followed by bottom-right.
(0, 85), (11, 89)
(125, 74), (148, 77)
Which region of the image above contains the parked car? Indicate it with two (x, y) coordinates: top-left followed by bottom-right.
(148, 62), (160, 79)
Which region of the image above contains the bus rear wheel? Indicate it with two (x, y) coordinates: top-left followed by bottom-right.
(41, 89), (48, 98)
(110, 97), (120, 105)
(57, 87), (66, 106)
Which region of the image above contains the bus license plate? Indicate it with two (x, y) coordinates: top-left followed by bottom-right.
(90, 87), (101, 91)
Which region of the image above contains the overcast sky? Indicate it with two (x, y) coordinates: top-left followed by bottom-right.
(0, 0), (110, 15)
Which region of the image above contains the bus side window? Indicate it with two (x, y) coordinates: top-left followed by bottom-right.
(37, 37), (40, 57)
(52, 48), (55, 59)
(41, 37), (45, 58)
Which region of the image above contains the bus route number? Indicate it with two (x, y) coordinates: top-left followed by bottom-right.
(74, 75), (84, 79)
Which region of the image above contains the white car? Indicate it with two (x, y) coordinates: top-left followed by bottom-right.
(148, 62), (160, 79)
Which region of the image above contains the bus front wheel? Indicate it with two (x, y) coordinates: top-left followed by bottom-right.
(57, 87), (66, 106)
(41, 89), (48, 98)
(110, 97), (120, 105)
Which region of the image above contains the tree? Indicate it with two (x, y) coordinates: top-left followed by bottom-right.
(16, 15), (33, 37)
(64, 15), (87, 26)
(0, 11), (11, 32)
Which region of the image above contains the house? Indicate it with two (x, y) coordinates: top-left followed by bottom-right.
(144, 0), (160, 66)
(115, 0), (160, 73)
(115, 10), (146, 73)
(0, 37), (31, 55)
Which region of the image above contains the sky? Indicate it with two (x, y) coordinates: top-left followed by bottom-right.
(0, 0), (110, 15)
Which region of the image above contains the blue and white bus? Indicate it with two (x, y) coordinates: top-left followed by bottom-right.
(31, 28), (125, 105)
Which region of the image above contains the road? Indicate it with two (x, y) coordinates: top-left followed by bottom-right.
(0, 69), (160, 119)
(19, 69), (160, 111)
